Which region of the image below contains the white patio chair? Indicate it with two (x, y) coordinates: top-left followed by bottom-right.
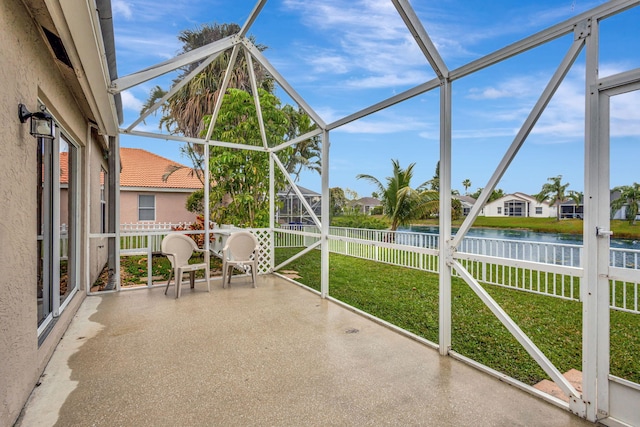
(221, 231), (259, 288)
(161, 233), (210, 298)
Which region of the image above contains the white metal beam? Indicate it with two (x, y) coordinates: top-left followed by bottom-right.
(111, 36), (238, 93)
(124, 51), (224, 132)
(203, 45), (242, 141)
(450, 0), (640, 82)
(272, 154), (322, 229)
(274, 240), (322, 271)
(240, 0), (268, 38)
(327, 78), (440, 131)
(245, 49), (269, 149)
(453, 261), (583, 404)
(242, 38), (327, 129)
(120, 129), (269, 152)
(271, 129), (323, 153)
(453, 37), (585, 249)
(391, 0), (448, 79)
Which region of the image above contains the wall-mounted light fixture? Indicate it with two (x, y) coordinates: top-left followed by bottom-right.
(18, 103), (55, 139)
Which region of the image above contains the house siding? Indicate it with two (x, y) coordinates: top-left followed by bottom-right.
(120, 190), (199, 224)
(0, 1), (107, 424)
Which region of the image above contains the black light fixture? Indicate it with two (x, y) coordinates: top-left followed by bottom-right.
(18, 103), (55, 139)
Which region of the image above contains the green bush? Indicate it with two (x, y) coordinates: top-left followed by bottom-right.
(331, 214), (388, 229)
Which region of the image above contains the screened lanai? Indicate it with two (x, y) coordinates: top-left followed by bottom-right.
(104, 1), (640, 425)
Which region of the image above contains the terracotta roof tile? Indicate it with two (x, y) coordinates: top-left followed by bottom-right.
(60, 152), (69, 184)
(120, 148), (203, 189)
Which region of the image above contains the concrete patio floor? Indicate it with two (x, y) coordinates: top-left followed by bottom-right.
(18, 275), (595, 426)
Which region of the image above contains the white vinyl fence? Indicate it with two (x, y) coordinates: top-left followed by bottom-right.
(275, 225), (640, 314)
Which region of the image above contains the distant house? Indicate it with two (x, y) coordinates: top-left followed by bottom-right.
(119, 148), (203, 224)
(349, 197), (382, 215)
(559, 199), (584, 219)
(482, 192), (555, 218)
(277, 185), (321, 224)
(454, 195), (476, 216)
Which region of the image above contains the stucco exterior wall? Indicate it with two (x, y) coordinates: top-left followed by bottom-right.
(120, 190), (199, 224)
(0, 1), (104, 424)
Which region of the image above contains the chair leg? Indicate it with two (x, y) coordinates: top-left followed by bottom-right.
(227, 265), (233, 285)
(175, 268), (182, 298)
(222, 261), (227, 288)
(205, 265), (210, 292)
(164, 270), (173, 295)
(251, 262), (257, 288)
(189, 271), (195, 289)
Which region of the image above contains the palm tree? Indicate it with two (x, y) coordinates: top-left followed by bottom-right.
(535, 175), (570, 221)
(611, 183), (640, 225)
(144, 23), (319, 184)
(357, 159), (438, 231)
(462, 179), (472, 195)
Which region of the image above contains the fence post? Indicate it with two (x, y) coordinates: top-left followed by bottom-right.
(147, 237), (153, 287)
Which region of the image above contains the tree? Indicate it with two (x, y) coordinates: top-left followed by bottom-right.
(462, 179), (472, 195)
(281, 105), (321, 181)
(202, 88), (295, 227)
(428, 161), (440, 191)
(611, 183), (640, 225)
(144, 23), (319, 186)
(469, 187), (505, 202)
(329, 187), (347, 217)
(535, 175), (570, 221)
(357, 159), (438, 231)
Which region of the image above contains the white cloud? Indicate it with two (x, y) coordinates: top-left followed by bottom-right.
(112, 0), (133, 19)
(467, 76), (543, 100)
(120, 90), (143, 112)
(334, 113), (432, 135)
(281, 0), (430, 89)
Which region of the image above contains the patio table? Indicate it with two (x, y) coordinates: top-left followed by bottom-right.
(210, 227), (234, 258)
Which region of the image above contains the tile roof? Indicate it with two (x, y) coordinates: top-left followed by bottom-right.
(120, 148), (203, 189)
(60, 152), (69, 184)
(60, 148), (202, 189)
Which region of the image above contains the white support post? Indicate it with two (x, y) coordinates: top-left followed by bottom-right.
(320, 130), (330, 298)
(582, 18), (601, 422)
(439, 79), (452, 356)
(269, 153), (275, 272)
(204, 142), (210, 254)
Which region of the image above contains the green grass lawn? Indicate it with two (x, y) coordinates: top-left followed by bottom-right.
(275, 247), (640, 386)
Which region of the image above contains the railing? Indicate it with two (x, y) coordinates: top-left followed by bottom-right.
(275, 225), (640, 314)
(76, 223), (640, 313)
(120, 222), (190, 231)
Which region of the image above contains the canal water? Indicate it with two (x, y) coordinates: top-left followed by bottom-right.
(404, 225), (640, 251)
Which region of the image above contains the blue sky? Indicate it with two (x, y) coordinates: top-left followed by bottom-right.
(112, 0), (639, 199)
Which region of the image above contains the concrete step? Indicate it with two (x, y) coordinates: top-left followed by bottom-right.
(533, 369), (583, 402)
